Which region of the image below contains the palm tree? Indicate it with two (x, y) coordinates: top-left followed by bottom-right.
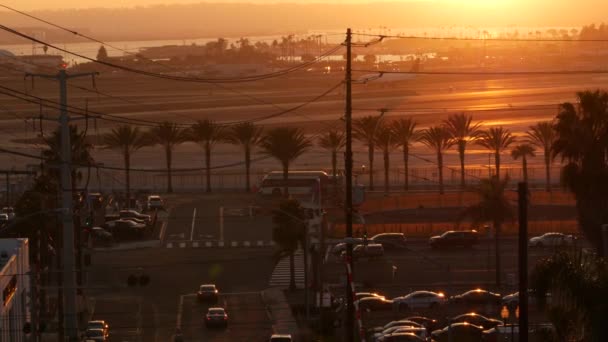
(553, 90), (608, 256)
(189, 119), (227, 193)
(460, 176), (514, 287)
(102, 125), (147, 203)
(418, 126), (451, 194)
(353, 115), (383, 190)
(391, 117), (420, 191)
(225, 122), (263, 192)
(317, 129), (345, 183)
(145, 121), (188, 193)
(259, 127), (312, 197)
(374, 123), (397, 193)
(443, 113), (482, 188)
(476, 127), (516, 180)
(511, 144), (536, 183)
(530, 251), (608, 341)
(272, 199), (306, 291)
(43, 125), (94, 190)
(527, 122), (556, 192)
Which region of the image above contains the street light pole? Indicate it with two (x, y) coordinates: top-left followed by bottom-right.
(344, 27), (355, 342)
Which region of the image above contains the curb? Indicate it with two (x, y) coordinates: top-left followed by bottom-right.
(165, 240), (275, 248)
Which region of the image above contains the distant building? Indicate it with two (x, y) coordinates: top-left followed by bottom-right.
(0, 238), (31, 342)
(0, 50), (65, 73)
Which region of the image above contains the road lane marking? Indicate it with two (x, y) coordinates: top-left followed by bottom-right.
(190, 208), (197, 241)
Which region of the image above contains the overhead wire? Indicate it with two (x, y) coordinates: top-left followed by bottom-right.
(352, 32), (608, 43)
(352, 69), (608, 76)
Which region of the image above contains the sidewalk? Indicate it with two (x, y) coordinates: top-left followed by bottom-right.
(262, 287), (300, 340)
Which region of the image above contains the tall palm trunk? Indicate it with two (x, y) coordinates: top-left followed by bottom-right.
(403, 146), (410, 191)
(458, 143), (466, 189)
(165, 145), (173, 193)
(124, 150), (130, 206)
(282, 163), (289, 198)
(205, 142), (211, 193)
(331, 150), (337, 182)
(522, 156), (528, 183)
(495, 151), (501, 180)
(368, 145), (375, 190)
(494, 220), (501, 287)
(289, 251), (296, 291)
(437, 150), (444, 195)
(383, 149), (390, 193)
(544, 153), (551, 192)
(245, 146), (251, 192)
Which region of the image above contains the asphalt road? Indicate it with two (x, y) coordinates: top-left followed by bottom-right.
(87, 247), (275, 341)
(163, 193), (273, 245)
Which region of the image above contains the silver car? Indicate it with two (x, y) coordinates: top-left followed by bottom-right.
(529, 232), (576, 248)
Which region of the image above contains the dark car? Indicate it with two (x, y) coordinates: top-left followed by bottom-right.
(348, 243), (385, 260)
(451, 313), (503, 330)
(450, 289), (502, 307)
(405, 316), (440, 331)
(89, 227), (113, 247)
(429, 230), (479, 249)
(119, 210), (151, 224)
(431, 322), (484, 342)
(105, 219), (147, 239)
(371, 233), (407, 249)
(198, 284), (219, 303)
(204, 307), (228, 328)
(382, 332), (425, 342)
(355, 292), (385, 301)
(332, 239), (364, 255)
(357, 296), (394, 312)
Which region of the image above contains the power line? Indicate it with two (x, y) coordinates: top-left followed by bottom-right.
(353, 104), (561, 114)
(0, 23), (342, 84)
(353, 69), (608, 76)
(352, 32), (608, 43)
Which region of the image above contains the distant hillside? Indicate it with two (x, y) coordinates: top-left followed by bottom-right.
(0, 2), (604, 43)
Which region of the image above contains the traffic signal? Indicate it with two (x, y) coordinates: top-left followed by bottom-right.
(23, 322), (31, 334)
(84, 216), (93, 228)
(127, 274), (150, 287)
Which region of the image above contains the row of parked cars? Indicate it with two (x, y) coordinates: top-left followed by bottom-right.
(355, 288), (544, 313)
(331, 231), (578, 260)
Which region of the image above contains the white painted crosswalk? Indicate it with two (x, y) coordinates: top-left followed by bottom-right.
(269, 251), (305, 288)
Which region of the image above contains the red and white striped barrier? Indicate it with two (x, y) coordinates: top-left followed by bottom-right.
(344, 256), (366, 342)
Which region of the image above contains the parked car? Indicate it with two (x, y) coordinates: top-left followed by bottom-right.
(269, 334), (292, 342)
(380, 332), (425, 342)
(357, 296), (394, 312)
(355, 292), (386, 301)
(450, 289), (502, 307)
(347, 243), (385, 260)
(105, 219), (147, 239)
(371, 233), (407, 249)
(374, 326), (428, 341)
(450, 313), (502, 330)
(1, 207), (15, 220)
(119, 210), (151, 224)
(429, 230), (479, 249)
(482, 323), (555, 342)
(431, 322), (484, 342)
(332, 238), (364, 255)
(89, 227), (113, 247)
(393, 290), (447, 311)
(405, 316), (440, 332)
(147, 195), (163, 210)
(86, 320), (109, 334)
(502, 290), (552, 309)
(204, 307), (228, 328)
(198, 284), (219, 303)
(528, 232), (576, 248)
(84, 328), (109, 341)
(370, 324), (420, 341)
(369, 320), (423, 334)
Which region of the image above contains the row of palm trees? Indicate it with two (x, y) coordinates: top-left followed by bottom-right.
(350, 113), (555, 194)
(98, 113), (557, 197)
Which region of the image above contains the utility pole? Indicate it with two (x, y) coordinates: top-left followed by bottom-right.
(27, 69), (98, 342)
(344, 28), (354, 342)
(518, 182), (529, 342)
